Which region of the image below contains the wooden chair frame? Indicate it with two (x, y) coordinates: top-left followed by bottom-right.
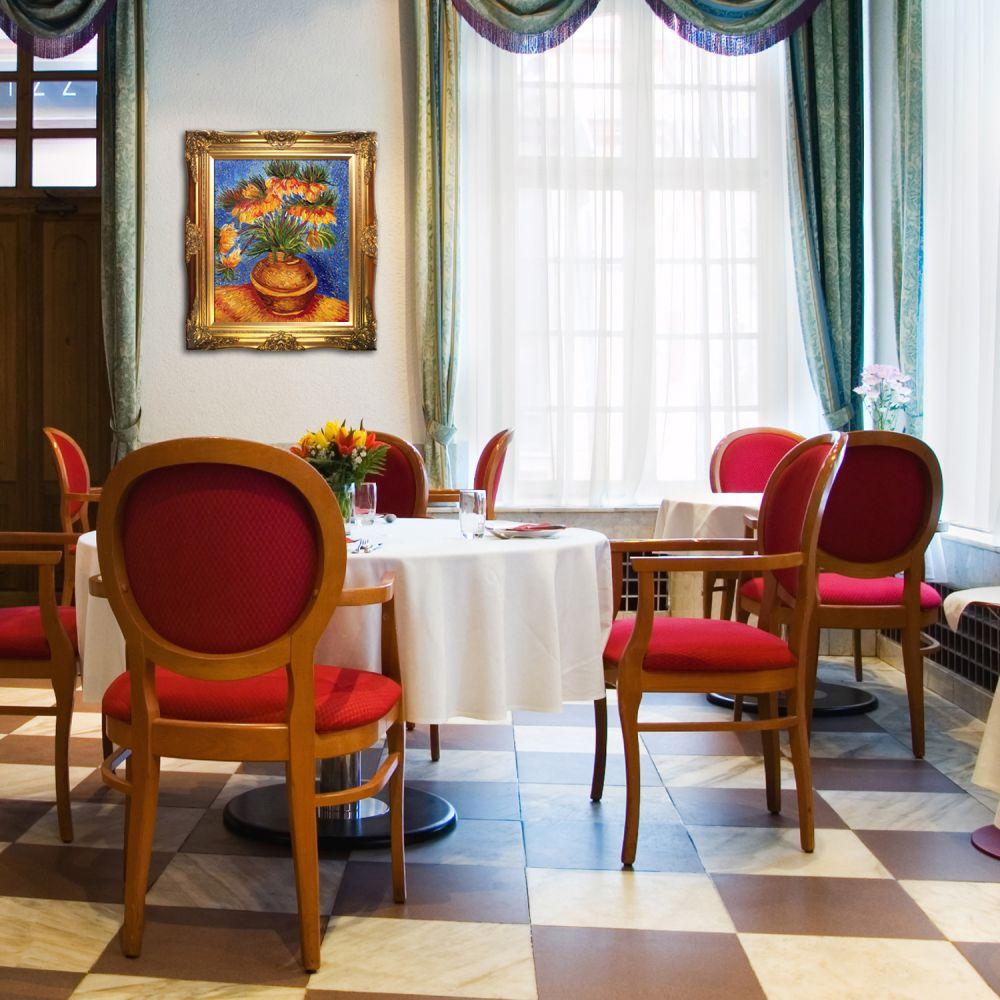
(0, 530), (79, 841)
(429, 428), (515, 521)
(736, 431), (943, 758)
(370, 430), (430, 519)
(43, 427), (102, 604)
(96, 438), (406, 972)
(595, 434), (845, 864)
(703, 427), (804, 621)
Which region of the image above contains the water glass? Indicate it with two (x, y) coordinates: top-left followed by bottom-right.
(355, 482), (377, 528)
(459, 489), (487, 539)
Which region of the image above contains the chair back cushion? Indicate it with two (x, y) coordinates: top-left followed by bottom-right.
(365, 432), (427, 517)
(120, 463), (319, 654)
(817, 435), (938, 568)
(474, 429), (513, 512)
(46, 429), (90, 518)
(714, 429), (802, 493)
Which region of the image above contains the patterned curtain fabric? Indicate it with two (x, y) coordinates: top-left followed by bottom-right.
(644, 0), (825, 54)
(101, 0), (143, 459)
(416, 1), (461, 487)
(450, 0), (599, 53)
(891, 0), (923, 433)
(0, 0), (113, 56)
(785, 0), (864, 430)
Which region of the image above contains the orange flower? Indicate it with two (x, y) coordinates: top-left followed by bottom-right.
(287, 202), (336, 226)
(218, 223), (238, 254)
(227, 183), (280, 223)
(218, 247), (242, 270)
(335, 425), (355, 457)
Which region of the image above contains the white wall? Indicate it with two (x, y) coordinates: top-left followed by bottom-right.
(140, 0), (421, 444)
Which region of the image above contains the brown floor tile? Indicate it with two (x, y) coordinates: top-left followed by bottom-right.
(954, 942), (1000, 994)
(90, 906), (318, 988)
(70, 768), (233, 809)
(0, 843), (171, 903)
(809, 713), (886, 733)
(0, 967), (82, 999)
(308, 994), (495, 1000)
(0, 714), (34, 734)
(668, 787), (847, 829)
(532, 925), (764, 1000)
(406, 724), (514, 752)
(856, 830), (1000, 882)
(408, 779), (520, 821)
(332, 861), (529, 923)
(811, 758), (962, 793)
(0, 799), (54, 841)
(641, 730), (757, 756)
(0, 735), (102, 768)
(713, 874), (943, 938)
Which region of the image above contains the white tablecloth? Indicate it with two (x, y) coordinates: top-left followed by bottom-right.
(75, 519), (613, 722)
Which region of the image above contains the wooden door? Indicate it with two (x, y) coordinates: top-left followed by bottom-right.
(0, 33), (109, 600)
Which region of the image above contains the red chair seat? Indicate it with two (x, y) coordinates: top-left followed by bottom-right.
(0, 606), (78, 660)
(603, 616), (795, 672)
(103, 664), (401, 733)
(740, 574), (941, 610)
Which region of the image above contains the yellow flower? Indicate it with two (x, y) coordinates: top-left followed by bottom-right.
(352, 429), (368, 449)
(218, 223), (238, 254)
(218, 247), (242, 270)
(323, 421), (342, 441)
(305, 430), (329, 451)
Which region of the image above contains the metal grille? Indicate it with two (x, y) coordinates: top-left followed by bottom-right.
(883, 582), (1000, 694)
(618, 551), (671, 614)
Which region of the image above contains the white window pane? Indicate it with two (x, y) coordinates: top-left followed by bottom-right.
(34, 36), (97, 72)
(0, 29), (15, 71)
(0, 81), (15, 127)
(0, 139), (15, 186)
(33, 79), (97, 128)
(32, 137), (96, 187)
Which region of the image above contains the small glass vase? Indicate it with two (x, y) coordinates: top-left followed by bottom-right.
(331, 481), (355, 525)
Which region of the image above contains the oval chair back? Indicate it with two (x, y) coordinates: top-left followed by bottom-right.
(814, 430), (943, 580)
(473, 428), (514, 520)
(710, 427), (805, 493)
(44, 427), (93, 528)
(365, 431), (430, 518)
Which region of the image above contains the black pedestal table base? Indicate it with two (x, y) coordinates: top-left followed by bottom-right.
(707, 679), (878, 717)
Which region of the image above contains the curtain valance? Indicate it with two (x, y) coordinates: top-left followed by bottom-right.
(450, 0), (599, 53)
(645, 0), (826, 55)
(0, 0), (114, 57)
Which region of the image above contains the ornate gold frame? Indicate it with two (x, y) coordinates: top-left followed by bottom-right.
(184, 130), (377, 352)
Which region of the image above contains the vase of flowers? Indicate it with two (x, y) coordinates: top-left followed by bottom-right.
(853, 364), (913, 431)
(292, 420), (389, 523)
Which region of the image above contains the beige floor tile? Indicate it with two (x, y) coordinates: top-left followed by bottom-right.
(807, 731), (912, 759)
(404, 749), (517, 783)
(900, 880), (1000, 942)
(513, 725), (646, 756)
(526, 868), (734, 932)
(0, 762), (92, 800)
(739, 933), (996, 1000)
(159, 757), (242, 775)
(13, 712), (105, 739)
(209, 772), (284, 809)
(820, 790), (995, 832)
(0, 687), (59, 709)
(70, 975), (305, 998)
(0, 896), (121, 972)
(353, 817), (525, 868)
(688, 826), (891, 879)
(146, 853), (344, 914)
(653, 754), (796, 789)
(314, 915), (537, 998)
(20, 801), (202, 852)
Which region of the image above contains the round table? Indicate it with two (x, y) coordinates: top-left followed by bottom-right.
(75, 518), (613, 846)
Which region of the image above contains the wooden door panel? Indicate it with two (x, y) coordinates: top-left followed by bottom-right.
(0, 219), (18, 483)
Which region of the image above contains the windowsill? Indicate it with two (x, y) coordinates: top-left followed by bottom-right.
(940, 525), (1000, 556)
(494, 505), (660, 514)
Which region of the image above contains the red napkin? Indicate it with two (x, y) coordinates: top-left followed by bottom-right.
(509, 522), (566, 532)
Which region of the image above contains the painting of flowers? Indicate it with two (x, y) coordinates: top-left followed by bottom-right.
(185, 130), (377, 351)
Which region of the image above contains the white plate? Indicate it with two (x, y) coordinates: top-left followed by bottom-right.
(487, 525), (564, 540)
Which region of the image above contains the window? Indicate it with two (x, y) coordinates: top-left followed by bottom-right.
(0, 32), (99, 191)
(455, 0), (819, 506)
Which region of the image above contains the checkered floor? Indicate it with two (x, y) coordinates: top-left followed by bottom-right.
(0, 657), (998, 999)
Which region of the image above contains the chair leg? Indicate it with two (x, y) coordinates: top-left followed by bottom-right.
(735, 601), (752, 625)
(853, 629), (863, 682)
(720, 578), (737, 621)
(901, 624), (926, 759)
(405, 721), (415, 731)
(429, 724), (441, 762)
(286, 756), (321, 973)
(101, 716), (113, 764)
(61, 547), (75, 606)
(733, 695), (744, 722)
(619, 695), (642, 866)
(788, 686), (815, 853)
(802, 623), (821, 738)
(590, 696), (608, 802)
(758, 692), (781, 815)
(120, 751), (160, 958)
(702, 572), (716, 619)
(386, 721), (407, 904)
(53, 672), (75, 843)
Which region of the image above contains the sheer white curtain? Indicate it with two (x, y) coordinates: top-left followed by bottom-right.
(455, 0), (819, 506)
(923, 0), (1000, 534)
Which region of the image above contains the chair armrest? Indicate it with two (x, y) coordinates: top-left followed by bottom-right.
(429, 488), (461, 503)
(744, 514), (758, 532)
(0, 531), (79, 548)
(0, 550), (63, 566)
(89, 574), (107, 598)
(631, 552), (803, 574)
(338, 573), (395, 607)
(610, 538), (758, 554)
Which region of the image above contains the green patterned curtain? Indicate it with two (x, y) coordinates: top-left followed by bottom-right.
(450, 0), (598, 52)
(101, 0), (143, 459)
(416, 0), (461, 487)
(0, 0), (111, 56)
(786, 0), (864, 430)
(891, 0), (923, 433)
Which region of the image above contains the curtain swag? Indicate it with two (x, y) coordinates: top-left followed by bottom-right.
(450, 0), (599, 53)
(0, 0), (114, 57)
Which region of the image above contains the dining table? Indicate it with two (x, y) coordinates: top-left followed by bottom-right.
(75, 517), (613, 847)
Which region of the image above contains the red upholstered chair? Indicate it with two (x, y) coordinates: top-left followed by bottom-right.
(429, 428), (515, 520)
(0, 531), (79, 842)
(43, 427), (102, 604)
(595, 433), (846, 864)
(737, 431), (943, 758)
(703, 427), (804, 620)
(364, 431), (429, 518)
(96, 439), (406, 972)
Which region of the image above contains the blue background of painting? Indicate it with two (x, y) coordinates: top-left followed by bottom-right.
(213, 158), (351, 301)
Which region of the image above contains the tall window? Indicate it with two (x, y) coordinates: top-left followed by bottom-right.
(0, 32), (100, 191)
(455, 0), (818, 506)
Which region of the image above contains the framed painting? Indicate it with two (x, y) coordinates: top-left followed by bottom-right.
(184, 130), (377, 351)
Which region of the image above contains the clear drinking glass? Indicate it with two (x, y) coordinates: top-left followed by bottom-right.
(459, 489), (487, 539)
(355, 482), (377, 528)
